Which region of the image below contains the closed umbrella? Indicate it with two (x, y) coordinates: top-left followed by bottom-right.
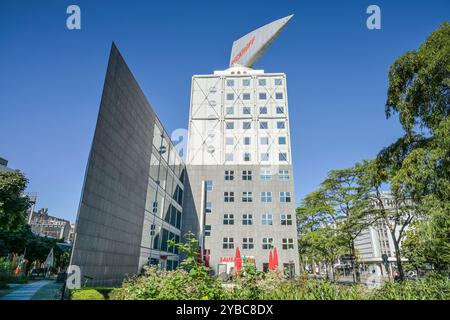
(205, 249), (210, 267)
(234, 247), (242, 274)
(269, 250), (274, 271)
(273, 247), (279, 269)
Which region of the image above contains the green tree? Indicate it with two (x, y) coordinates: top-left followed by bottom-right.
(298, 165), (372, 283)
(359, 159), (423, 280)
(381, 22), (450, 271)
(0, 171), (31, 233)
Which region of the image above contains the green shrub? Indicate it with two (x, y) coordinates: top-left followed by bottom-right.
(111, 266), (227, 300)
(71, 288), (105, 300)
(229, 269), (368, 300)
(371, 274), (450, 300)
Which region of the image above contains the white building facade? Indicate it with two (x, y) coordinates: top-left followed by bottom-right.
(182, 15), (299, 277)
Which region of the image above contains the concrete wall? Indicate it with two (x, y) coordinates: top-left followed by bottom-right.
(71, 43), (158, 286)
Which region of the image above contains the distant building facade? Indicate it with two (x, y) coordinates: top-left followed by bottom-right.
(354, 194), (409, 278)
(29, 208), (71, 241)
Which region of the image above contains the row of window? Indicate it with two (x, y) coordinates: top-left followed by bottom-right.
(222, 170), (290, 181)
(223, 106), (286, 115)
(224, 152), (288, 162)
(225, 78), (283, 87)
(205, 213), (293, 227)
(221, 191), (291, 203)
(225, 92), (284, 101)
(226, 136), (287, 145)
(225, 120), (286, 130)
(221, 237), (294, 250)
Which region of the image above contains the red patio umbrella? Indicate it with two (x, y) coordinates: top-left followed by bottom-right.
(234, 247), (242, 274)
(273, 247), (279, 270)
(269, 250), (274, 271)
(205, 249), (210, 267)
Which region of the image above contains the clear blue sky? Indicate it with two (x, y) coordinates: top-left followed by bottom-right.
(0, 0), (448, 222)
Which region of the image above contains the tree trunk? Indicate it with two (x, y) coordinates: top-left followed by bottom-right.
(392, 235), (404, 280)
(349, 242), (357, 283)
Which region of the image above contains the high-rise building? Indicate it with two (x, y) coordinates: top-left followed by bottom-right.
(182, 15), (299, 276)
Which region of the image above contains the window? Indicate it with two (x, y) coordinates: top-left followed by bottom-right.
(223, 214), (234, 225)
(281, 214), (292, 225)
(224, 191), (234, 202)
(243, 238), (254, 249)
(226, 93), (234, 100)
(278, 137), (286, 145)
(259, 92), (267, 100)
(205, 202), (212, 214)
(244, 152), (251, 162)
(242, 79), (250, 86)
(262, 213), (273, 225)
(225, 153), (234, 161)
(261, 191), (272, 203)
(226, 107), (234, 115)
(242, 191), (253, 202)
(262, 238), (274, 250)
(277, 121), (285, 129)
(258, 79), (266, 86)
(275, 78), (283, 86)
(227, 79), (234, 87)
(242, 170), (252, 181)
(226, 122), (234, 129)
(205, 180), (213, 191)
(276, 106), (284, 114)
(223, 237), (234, 249)
(260, 153), (269, 161)
(275, 92), (283, 100)
(244, 137), (251, 145)
(150, 224), (156, 236)
(243, 107), (251, 115)
(280, 191), (291, 202)
(205, 225), (211, 236)
(282, 238), (294, 250)
(260, 137), (269, 145)
(260, 169), (272, 181)
(225, 137), (234, 145)
(259, 106), (268, 114)
(243, 121), (251, 129)
(243, 93), (251, 100)
(225, 170), (234, 181)
(260, 122), (268, 129)
(242, 214), (253, 225)
(279, 153), (288, 161)
(279, 170), (289, 180)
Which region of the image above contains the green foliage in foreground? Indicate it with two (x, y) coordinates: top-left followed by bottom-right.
(109, 266), (226, 300)
(71, 288), (105, 300)
(109, 265), (449, 300)
(371, 274), (450, 300)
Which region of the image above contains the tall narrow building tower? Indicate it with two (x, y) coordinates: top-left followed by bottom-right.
(183, 15), (299, 276)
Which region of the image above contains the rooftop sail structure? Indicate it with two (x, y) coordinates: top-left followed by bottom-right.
(229, 14), (294, 68)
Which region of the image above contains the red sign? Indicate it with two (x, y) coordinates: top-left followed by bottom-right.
(231, 36), (256, 65)
(219, 256), (255, 263)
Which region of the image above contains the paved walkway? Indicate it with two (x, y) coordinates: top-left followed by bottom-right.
(0, 280), (53, 300)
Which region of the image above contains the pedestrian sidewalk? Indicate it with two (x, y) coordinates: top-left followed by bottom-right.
(0, 280), (53, 300)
